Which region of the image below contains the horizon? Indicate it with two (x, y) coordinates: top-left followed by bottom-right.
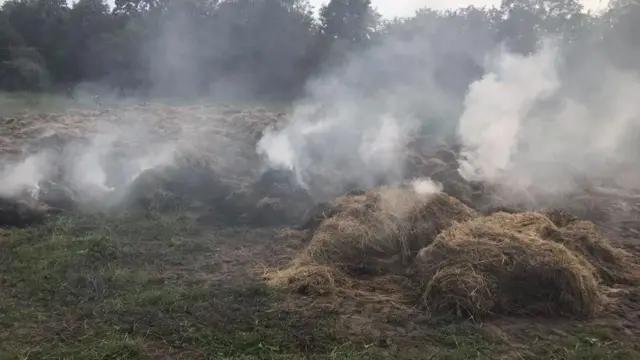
(0, 0), (611, 18)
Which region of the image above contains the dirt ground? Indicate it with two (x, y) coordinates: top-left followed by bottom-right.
(1, 103), (640, 359)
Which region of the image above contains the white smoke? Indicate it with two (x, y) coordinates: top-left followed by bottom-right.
(0, 152), (50, 198)
(257, 107), (410, 195)
(457, 40), (640, 199)
(0, 119), (182, 208)
(457, 43), (560, 185)
(70, 133), (117, 195)
(254, 9), (491, 199)
(257, 128), (295, 171)
(125, 143), (178, 183)
(412, 178), (443, 196)
(359, 115), (403, 175)
(255, 53), (425, 197)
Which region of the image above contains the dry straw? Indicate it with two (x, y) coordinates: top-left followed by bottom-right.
(267, 189), (636, 320)
(267, 188), (477, 303)
(415, 216), (602, 319)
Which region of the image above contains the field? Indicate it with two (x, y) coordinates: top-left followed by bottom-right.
(1, 97), (640, 360)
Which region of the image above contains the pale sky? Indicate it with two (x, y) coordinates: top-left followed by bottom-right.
(309, 0), (608, 18)
(0, 0), (611, 18)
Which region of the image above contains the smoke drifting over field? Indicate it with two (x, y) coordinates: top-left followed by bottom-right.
(0, 115), (184, 209)
(258, 33), (640, 205)
(257, 27), (464, 197)
(459, 42), (640, 199)
(2, 3), (640, 220)
(0, 152), (49, 198)
(457, 42), (561, 184)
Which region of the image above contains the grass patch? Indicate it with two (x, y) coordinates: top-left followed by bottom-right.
(529, 327), (640, 360)
(0, 213), (638, 359)
(3, 331), (147, 360)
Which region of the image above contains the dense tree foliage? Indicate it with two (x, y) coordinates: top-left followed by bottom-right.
(0, 0), (637, 99)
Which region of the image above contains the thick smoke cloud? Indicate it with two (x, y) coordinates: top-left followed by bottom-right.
(0, 152), (49, 198)
(259, 26), (640, 206)
(257, 20), (476, 199)
(459, 40), (640, 203)
(457, 41), (561, 185)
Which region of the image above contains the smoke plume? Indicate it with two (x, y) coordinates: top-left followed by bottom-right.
(256, 20), (477, 199)
(258, 29), (640, 206)
(457, 42), (561, 185)
(457, 40), (640, 202)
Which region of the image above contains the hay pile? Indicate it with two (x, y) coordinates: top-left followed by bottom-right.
(124, 149), (230, 212)
(0, 104), (630, 228)
(454, 211), (638, 285)
(266, 188), (477, 296)
(268, 188), (636, 319)
(0, 196), (60, 227)
(415, 214), (602, 318)
(405, 145), (482, 207)
(303, 189), (477, 273)
(413, 210), (636, 318)
(542, 211), (637, 285)
(0, 104), (306, 224)
(229, 168), (315, 226)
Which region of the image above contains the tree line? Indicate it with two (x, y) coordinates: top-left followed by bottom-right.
(0, 0), (638, 100)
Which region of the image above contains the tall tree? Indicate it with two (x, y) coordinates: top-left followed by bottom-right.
(2, 0), (71, 83)
(66, 0), (112, 82)
(497, 0), (583, 54)
(320, 0), (377, 43)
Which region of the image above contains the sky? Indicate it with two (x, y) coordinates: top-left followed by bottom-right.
(309, 0), (609, 17)
(0, 0), (611, 19)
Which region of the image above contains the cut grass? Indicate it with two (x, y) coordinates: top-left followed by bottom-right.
(0, 213), (638, 360)
(532, 327), (640, 360)
(0, 91), (290, 118)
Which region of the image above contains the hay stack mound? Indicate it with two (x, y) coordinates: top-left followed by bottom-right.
(0, 196), (57, 227)
(543, 210), (637, 285)
(267, 188), (477, 295)
(238, 168), (315, 226)
(414, 210), (636, 318)
(304, 188), (477, 274)
(125, 167), (187, 212)
(478, 211), (637, 285)
(125, 155), (232, 214)
(415, 216), (602, 318)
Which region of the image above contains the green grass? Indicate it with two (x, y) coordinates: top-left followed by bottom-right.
(0, 213), (638, 360)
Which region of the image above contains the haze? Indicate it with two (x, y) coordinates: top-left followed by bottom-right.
(0, 0), (609, 16)
(309, 0), (608, 16)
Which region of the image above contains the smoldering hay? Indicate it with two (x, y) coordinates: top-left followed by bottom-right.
(415, 216), (603, 318)
(256, 40), (640, 212)
(0, 104), (366, 228)
(0, 105), (301, 226)
(267, 183), (637, 318)
(266, 183), (476, 295)
(301, 185), (476, 274)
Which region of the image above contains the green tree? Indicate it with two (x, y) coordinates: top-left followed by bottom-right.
(2, 0), (71, 84)
(65, 0), (113, 82)
(0, 46), (49, 90)
(497, 0), (583, 54)
(320, 0), (378, 43)
(600, 0), (640, 71)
